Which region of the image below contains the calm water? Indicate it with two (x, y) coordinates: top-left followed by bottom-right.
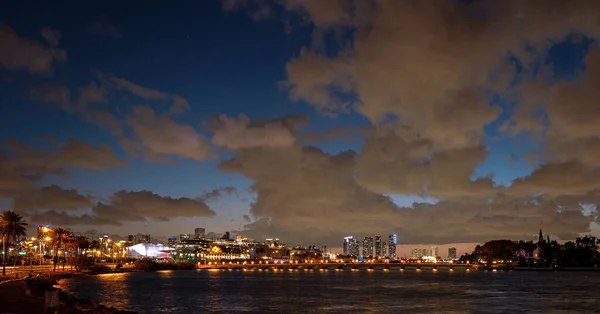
(59, 269), (600, 313)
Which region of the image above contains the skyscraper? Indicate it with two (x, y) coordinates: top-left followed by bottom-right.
(382, 241), (387, 257)
(430, 246), (438, 258)
(194, 228), (205, 239)
(375, 234), (382, 257)
(349, 238), (360, 257)
(343, 236), (353, 255)
(448, 247), (457, 259)
(362, 237), (374, 257)
(388, 234), (397, 258)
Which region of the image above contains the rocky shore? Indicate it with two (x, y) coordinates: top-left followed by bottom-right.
(0, 272), (137, 314)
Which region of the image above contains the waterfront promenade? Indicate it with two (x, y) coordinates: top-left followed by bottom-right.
(198, 262), (474, 271)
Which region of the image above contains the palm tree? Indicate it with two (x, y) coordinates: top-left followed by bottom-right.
(0, 211), (28, 275)
(50, 228), (71, 271)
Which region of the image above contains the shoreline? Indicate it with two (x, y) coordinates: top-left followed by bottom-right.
(0, 270), (138, 314)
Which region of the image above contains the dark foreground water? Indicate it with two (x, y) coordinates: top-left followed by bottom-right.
(59, 269), (600, 313)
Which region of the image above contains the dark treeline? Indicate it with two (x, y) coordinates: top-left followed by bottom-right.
(460, 231), (600, 268)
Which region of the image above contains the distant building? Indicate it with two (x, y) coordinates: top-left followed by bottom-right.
(343, 236), (352, 255)
(431, 246), (438, 258)
(382, 241), (387, 257)
(168, 236), (178, 247)
(221, 232), (231, 241)
(375, 235), (382, 257)
(343, 236), (359, 256)
(411, 248), (431, 259)
(180, 234), (191, 241)
(388, 234), (397, 258)
(448, 247), (457, 259)
(320, 244), (327, 253)
(349, 238), (359, 257)
(194, 228), (206, 239)
(362, 237), (374, 257)
(134, 234), (151, 244)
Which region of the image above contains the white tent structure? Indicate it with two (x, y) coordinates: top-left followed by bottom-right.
(127, 243), (174, 258)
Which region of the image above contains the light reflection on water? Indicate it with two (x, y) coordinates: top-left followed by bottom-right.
(59, 269), (600, 313)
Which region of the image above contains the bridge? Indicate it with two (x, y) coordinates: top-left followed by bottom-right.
(198, 262), (480, 272)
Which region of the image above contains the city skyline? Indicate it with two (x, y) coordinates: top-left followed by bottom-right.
(2, 1), (600, 250)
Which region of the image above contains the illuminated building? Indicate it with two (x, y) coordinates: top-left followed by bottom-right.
(382, 241), (387, 257)
(448, 247), (457, 259)
(388, 234), (397, 258)
(411, 248), (430, 259)
(320, 244), (327, 253)
(180, 234), (191, 241)
(343, 236), (352, 255)
(168, 236), (177, 247)
(375, 235), (382, 257)
(343, 236), (360, 256)
(362, 237), (373, 257)
(431, 246), (438, 258)
(134, 233), (151, 244)
(194, 228), (206, 239)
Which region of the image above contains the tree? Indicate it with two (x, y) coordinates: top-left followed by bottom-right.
(50, 228), (71, 271)
(0, 211), (28, 275)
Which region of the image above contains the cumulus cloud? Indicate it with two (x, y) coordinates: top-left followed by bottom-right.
(356, 132), (496, 199)
(211, 114), (304, 150)
(26, 190), (216, 227)
(219, 144), (597, 244)
(94, 190), (216, 221)
(106, 76), (189, 113)
(0, 23), (66, 74)
(1, 138), (126, 175)
(218, 0), (600, 244)
(125, 105), (214, 161)
(14, 185), (93, 212)
(0, 138), (126, 198)
(29, 76), (212, 162)
(200, 186), (238, 201)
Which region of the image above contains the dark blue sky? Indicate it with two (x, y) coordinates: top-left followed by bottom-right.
(1, 0), (599, 249)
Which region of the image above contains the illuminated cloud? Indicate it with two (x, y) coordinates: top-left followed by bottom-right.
(211, 114), (304, 150)
(14, 185), (93, 212)
(0, 23), (66, 74)
(219, 0), (600, 244)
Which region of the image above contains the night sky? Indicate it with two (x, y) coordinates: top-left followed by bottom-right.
(1, 0), (600, 255)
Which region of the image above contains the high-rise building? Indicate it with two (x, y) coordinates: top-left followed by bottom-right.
(168, 236), (177, 247)
(382, 241), (387, 257)
(430, 246), (438, 258)
(194, 228), (206, 239)
(448, 247), (457, 259)
(343, 236), (360, 256)
(349, 238), (360, 257)
(362, 237), (374, 257)
(388, 234), (397, 258)
(343, 236), (353, 255)
(375, 235), (382, 257)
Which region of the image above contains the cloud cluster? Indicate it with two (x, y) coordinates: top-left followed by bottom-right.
(217, 0), (600, 244)
(0, 24), (66, 74)
(5, 2), (600, 244)
(29, 75), (213, 162)
(0, 138), (126, 198)
(211, 114), (306, 150)
(19, 190), (215, 227)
